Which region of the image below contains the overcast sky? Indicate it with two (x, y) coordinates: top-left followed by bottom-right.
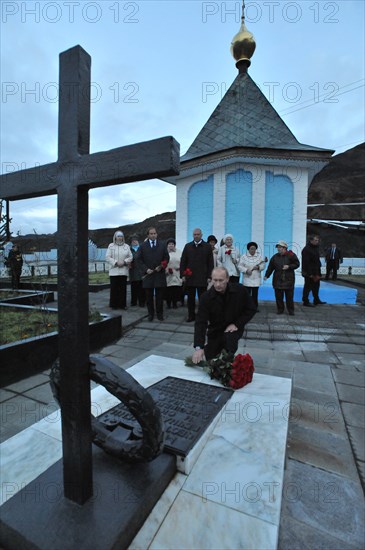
(1, 0), (364, 236)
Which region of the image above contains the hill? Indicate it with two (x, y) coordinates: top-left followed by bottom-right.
(9, 143), (365, 256)
(308, 142), (365, 221)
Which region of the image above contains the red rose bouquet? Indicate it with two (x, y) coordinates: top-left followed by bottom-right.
(225, 249), (232, 255)
(185, 349), (254, 390)
(168, 267), (173, 274)
(161, 260), (168, 269)
(183, 268), (192, 277)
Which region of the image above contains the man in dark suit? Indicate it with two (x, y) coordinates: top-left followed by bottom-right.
(325, 242), (342, 280)
(180, 228), (214, 322)
(192, 267), (256, 363)
(136, 227), (169, 321)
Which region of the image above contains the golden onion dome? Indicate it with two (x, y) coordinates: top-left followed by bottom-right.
(230, 16), (256, 72)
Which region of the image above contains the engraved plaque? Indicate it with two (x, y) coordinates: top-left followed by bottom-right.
(97, 377), (233, 457)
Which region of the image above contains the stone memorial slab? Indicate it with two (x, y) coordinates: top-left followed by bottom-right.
(98, 376), (233, 457)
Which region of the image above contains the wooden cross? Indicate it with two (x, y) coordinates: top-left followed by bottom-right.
(0, 45), (179, 504)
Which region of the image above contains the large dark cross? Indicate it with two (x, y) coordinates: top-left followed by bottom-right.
(0, 45), (179, 504)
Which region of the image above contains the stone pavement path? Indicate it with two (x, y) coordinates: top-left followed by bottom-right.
(1, 287), (364, 549)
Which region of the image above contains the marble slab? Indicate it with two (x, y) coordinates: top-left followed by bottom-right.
(0, 355), (292, 550)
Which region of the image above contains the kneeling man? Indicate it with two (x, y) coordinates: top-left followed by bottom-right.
(192, 267), (257, 364)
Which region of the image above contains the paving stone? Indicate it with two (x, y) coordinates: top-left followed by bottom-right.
(6, 373), (50, 393)
(291, 361), (332, 377)
(341, 402), (365, 429)
(281, 459), (365, 547)
(278, 512), (360, 550)
(357, 461), (365, 491)
(332, 369), (365, 387)
(292, 386), (341, 406)
(23, 383), (55, 405)
(301, 350), (338, 364)
(327, 342), (365, 353)
(293, 372), (337, 396)
(0, 395), (47, 443)
(102, 346), (146, 363)
(334, 352), (365, 367)
(299, 342), (329, 352)
(287, 424), (358, 480)
(0, 389), (17, 403)
(290, 397), (346, 436)
(336, 383), (365, 405)
(272, 342), (303, 353)
(347, 426), (365, 464)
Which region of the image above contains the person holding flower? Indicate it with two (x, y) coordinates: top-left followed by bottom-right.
(192, 267), (256, 364)
(238, 242), (266, 310)
(217, 234), (241, 283)
(180, 228), (214, 322)
(136, 227), (169, 321)
(164, 238), (182, 309)
(264, 240), (300, 315)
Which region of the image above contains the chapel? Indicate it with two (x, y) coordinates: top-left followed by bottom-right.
(165, 3), (333, 259)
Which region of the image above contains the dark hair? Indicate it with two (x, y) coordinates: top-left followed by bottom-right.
(207, 235), (218, 244)
(166, 238), (176, 245)
(247, 241), (258, 250)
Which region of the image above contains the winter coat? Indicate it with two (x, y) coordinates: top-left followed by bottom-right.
(7, 248), (23, 273)
(194, 283), (257, 348)
(105, 233), (133, 276)
(265, 251), (300, 290)
(301, 243), (321, 277)
(166, 249), (182, 287)
(129, 246), (145, 282)
(217, 245), (241, 277)
(136, 239), (169, 289)
(238, 251), (265, 287)
(180, 240), (214, 287)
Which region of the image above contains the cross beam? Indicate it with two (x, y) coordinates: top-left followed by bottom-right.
(0, 45), (179, 504)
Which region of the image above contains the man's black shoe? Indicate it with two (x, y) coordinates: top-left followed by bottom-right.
(303, 302), (314, 307)
(314, 300), (327, 305)
(157, 316), (164, 321)
(148, 315), (154, 322)
(186, 317), (195, 322)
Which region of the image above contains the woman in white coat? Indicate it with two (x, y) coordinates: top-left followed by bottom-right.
(106, 230), (133, 309)
(238, 241), (266, 309)
(165, 238), (182, 308)
(217, 234), (241, 282)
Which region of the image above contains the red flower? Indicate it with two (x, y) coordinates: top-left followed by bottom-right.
(168, 267), (173, 274)
(285, 250), (294, 256)
(225, 249), (232, 255)
(185, 350), (254, 390)
(183, 268), (192, 277)
(161, 260), (168, 269)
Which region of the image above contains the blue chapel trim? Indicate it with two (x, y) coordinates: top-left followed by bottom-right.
(187, 176), (214, 241)
(264, 171), (294, 259)
(225, 169), (252, 254)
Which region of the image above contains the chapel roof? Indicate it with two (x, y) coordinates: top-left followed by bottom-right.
(181, 72), (333, 163)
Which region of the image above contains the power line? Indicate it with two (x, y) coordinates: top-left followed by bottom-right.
(279, 80), (365, 116)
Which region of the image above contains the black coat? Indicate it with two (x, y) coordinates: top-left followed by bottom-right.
(129, 247), (144, 282)
(301, 243), (321, 277)
(136, 240), (169, 289)
(180, 240), (214, 287)
(7, 248), (23, 273)
(265, 252), (300, 289)
(194, 283), (256, 348)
